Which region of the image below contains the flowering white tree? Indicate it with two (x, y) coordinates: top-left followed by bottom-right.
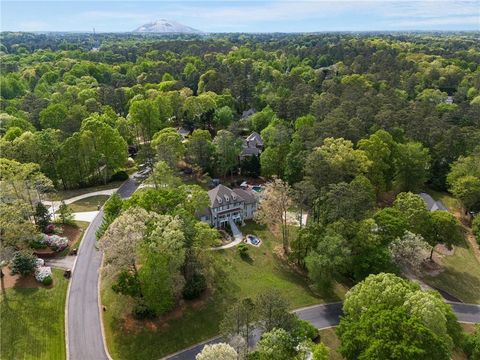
(389, 231), (430, 273)
(196, 343), (237, 360)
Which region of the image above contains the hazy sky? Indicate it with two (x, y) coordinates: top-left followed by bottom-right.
(1, 0), (479, 33)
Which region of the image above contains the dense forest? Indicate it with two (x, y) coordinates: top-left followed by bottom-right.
(1, 31), (480, 360)
(1, 32), (479, 192)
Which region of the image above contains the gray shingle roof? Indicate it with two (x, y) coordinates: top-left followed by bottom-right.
(233, 188), (258, 205)
(208, 184), (243, 208)
(418, 192), (448, 212)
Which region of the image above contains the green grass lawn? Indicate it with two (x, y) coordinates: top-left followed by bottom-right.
(45, 182), (123, 201)
(103, 222), (346, 360)
(428, 189), (463, 213)
(68, 195), (110, 212)
(424, 240), (480, 304)
(0, 269), (68, 360)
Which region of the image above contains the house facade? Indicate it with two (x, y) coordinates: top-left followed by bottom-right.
(199, 184), (258, 228)
(240, 132), (264, 160)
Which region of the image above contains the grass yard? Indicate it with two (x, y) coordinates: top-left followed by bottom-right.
(0, 269), (68, 360)
(45, 181), (123, 201)
(424, 240), (480, 304)
(103, 222), (346, 360)
(68, 195), (110, 212)
(428, 189), (463, 213)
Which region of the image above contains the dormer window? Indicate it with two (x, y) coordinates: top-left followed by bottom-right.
(224, 194), (229, 202)
(217, 196), (222, 204)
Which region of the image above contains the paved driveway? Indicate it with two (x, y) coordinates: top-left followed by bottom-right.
(210, 220), (244, 250)
(67, 178), (138, 360)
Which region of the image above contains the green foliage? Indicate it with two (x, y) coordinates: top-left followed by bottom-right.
(339, 273), (462, 359)
(464, 324), (480, 359)
(290, 319), (319, 343)
(237, 243), (250, 260)
(338, 305), (450, 360)
(394, 141), (431, 192)
(305, 233), (350, 289)
(182, 272), (207, 300)
(42, 275), (53, 286)
(111, 271), (141, 297)
(34, 202), (51, 231)
(473, 216), (480, 244)
(254, 328), (297, 360)
(10, 251), (37, 276)
(58, 201), (74, 225)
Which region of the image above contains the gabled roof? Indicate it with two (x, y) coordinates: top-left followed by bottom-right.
(242, 108), (256, 118)
(208, 184), (243, 208)
(418, 192), (448, 212)
(233, 188), (258, 205)
(246, 131), (263, 146)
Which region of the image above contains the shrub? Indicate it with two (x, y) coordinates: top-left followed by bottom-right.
(238, 243), (249, 260)
(182, 272), (207, 300)
(10, 251), (37, 276)
(473, 216), (480, 245)
(45, 224), (56, 234)
(291, 318), (319, 342)
(110, 170), (129, 182)
(35, 266), (52, 282)
(35, 202), (51, 231)
(58, 201), (74, 225)
(132, 301), (156, 319)
(42, 275), (53, 286)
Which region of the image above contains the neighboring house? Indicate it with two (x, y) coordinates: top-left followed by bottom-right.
(198, 184), (259, 228)
(419, 192), (448, 212)
(241, 108), (256, 118)
(445, 96), (454, 104)
(240, 131), (264, 160)
(176, 127), (190, 140)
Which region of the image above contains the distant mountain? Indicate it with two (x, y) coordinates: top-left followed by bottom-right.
(133, 19), (202, 34)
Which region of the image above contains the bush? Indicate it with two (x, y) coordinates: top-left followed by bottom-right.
(132, 301), (156, 319)
(110, 170), (129, 182)
(238, 243), (250, 260)
(35, 202), (51, 231)
(182, 272), (207, 300)
(473, 216), (480, 245)
(10, 251), (37, 276)
(35, 266), (52, 282)
(291, 318), (319, 342)
(42, 275), (53, 286)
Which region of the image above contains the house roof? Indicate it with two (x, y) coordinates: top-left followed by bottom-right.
(246, 131), (263, 146)
(208, 184), (243, 208)
(419, 192), (448, 212)
(233, 188), (258, 205)
(242, 108), (256, 118)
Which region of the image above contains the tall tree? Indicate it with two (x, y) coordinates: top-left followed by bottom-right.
(185, 129), (215, 173)
(394, 141), (431, 192)
(212, 130), (242, 178)
(255, 178), (293, 254)
(151, 127), (185, 169)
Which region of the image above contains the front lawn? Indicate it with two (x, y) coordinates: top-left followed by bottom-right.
(424, 240), (480, 304)
(68, 195), (110, 212)
(103, 222), (346, 360)
(45, 182), (122, 201)
(0, 269), (68, 360)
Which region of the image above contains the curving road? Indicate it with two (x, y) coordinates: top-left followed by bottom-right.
(166, 301), (480, 360)
(67, 178), (138, 360)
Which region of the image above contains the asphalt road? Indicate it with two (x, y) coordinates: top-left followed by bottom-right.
(166, 302), (479, 360)
(67, 178), (138, 360)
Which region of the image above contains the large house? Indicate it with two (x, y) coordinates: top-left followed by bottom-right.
(240, 132), (264, 160)
(198, 184), (259, 228)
